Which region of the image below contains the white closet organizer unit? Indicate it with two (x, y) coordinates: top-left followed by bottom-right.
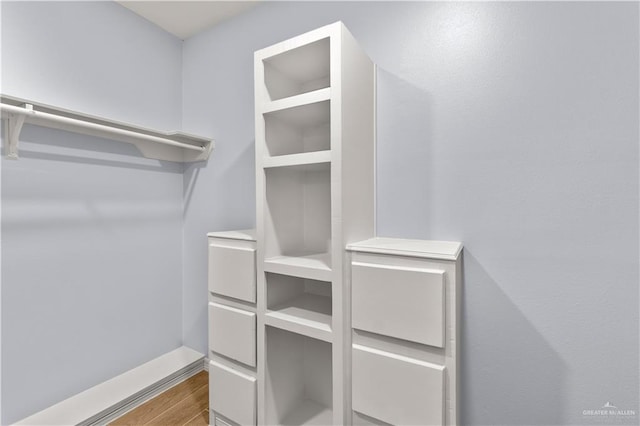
(347, 238), (462, 426)
(207, 21), (463, 426)
(0, 95), (213, 162)
(255, 22), (375, 426)
(207, 230), (258, 426)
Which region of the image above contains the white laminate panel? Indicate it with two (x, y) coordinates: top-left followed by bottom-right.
(352, 345), (444, 426)
(209, 302), (256, 367)
(209, 243), (256, 303)
(210, 361), (257, 426)
(352, 261), (445, 347)
(207, 229), (256, 241)
(347, 237), (462, 261)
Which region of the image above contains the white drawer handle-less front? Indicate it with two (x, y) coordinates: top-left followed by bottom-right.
(209, 302), (257, 367)
(352, 261), (446, 347)
(209, 361), (257, 426)
(352, 344), (445, 426)
(209, 244), (257, 303)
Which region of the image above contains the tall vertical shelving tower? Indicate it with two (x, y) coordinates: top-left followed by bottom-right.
(254, 22), (375, 425)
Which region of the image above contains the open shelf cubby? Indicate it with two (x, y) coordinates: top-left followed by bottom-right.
(265, 272), (332, 341)
(263, 37), (330, 101)
(264, 98), (330, 157)
(264, 162), (331, 280)
(266, 326), (333, 426)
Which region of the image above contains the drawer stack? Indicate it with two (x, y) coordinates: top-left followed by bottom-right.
(347, 238), (462, 426)
(207, 230), (258, 426)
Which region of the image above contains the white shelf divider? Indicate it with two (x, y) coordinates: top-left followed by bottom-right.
(263, 150), (331, 169)
(264, 253), (332, 282)
(265, 292), (332, 342)
(263, 88), (331, 115)
(263, 97), (329, 129)
(265, 313), (332, 343)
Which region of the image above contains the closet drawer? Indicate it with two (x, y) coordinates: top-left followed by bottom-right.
(212, 415), (234, 426)
(352, 261), (445, 347)
(209, 302), (256, 367)
(209, 242), (256, 303)
(210, 361), (257, 426)
(352, 345), (445, 426)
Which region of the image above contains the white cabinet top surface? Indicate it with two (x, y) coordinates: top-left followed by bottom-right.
(347, 237), (462, 261)
(207, 229), (257, 241)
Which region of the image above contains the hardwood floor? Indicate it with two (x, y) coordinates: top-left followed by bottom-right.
(110, 371), (209, 426)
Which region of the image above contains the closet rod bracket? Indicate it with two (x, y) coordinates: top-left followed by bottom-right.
(5, 103), (32, 160)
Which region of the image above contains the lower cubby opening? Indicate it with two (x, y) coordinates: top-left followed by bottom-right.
(266, 327), (333, 425)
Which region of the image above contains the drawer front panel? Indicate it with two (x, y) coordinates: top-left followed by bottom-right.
(352, 261), (445, 347)
(209, 302), (256, 367)
(352, 345), (444, 426)
(209, 243), (256, 303)
(212, 414), (235, 426)
(210, 361), (257, 426)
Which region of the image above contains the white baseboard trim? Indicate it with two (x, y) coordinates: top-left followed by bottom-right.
(15, 346), (205, 426)
(204, 357), (210, 371)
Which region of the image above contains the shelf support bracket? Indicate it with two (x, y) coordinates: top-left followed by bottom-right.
(4, 103), (32, 160)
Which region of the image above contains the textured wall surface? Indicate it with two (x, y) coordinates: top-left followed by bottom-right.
(182, 2), (639, 425)
(1, 2), (184, 423)
(1, 2), (637, 425)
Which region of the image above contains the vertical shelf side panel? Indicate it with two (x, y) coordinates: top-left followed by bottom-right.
(328, 24), (346, 426)
(339, 26), (376, 248)
(449, 257), (462, 426)
(254, 52), (269, 426)
(336, 25), (377, 426)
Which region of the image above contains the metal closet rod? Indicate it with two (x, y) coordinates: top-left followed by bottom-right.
(0, 103), (205, 152)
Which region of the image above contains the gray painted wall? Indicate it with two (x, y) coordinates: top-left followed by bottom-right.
(1, 2), (637, 425)
(182, 2), (639, 425)
(1, 2), (184, 423)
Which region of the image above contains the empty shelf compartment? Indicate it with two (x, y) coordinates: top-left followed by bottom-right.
(264, 99), (330, 157)
(266, 273), (332, 340)
(263, 37), (330, 101)
(264, 163), (331, 270)
(266, 327), (333, 425)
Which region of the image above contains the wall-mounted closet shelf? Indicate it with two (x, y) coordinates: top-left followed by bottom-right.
(1, 95), (214, 162)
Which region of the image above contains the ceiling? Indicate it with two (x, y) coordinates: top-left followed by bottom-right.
(116, 1), (260, 40)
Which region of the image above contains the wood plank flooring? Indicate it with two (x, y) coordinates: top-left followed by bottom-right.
(111, 371), (208, 426)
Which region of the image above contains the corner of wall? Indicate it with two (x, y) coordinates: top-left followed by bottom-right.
(179, 36), (187, 348)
